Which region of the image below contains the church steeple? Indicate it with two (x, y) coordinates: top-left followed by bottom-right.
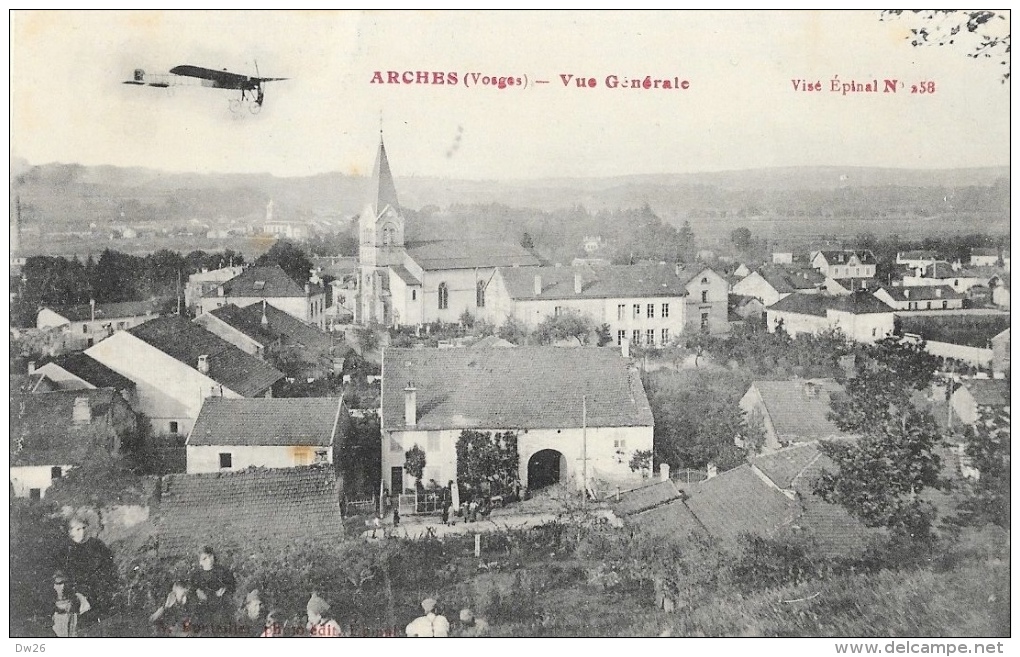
(370, 132), (400, 216)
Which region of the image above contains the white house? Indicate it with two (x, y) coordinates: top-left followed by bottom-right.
(184, 266), (244, 310)
(36, 300), (160, 347)
(84, 316), (284, 436)
(896, 250), (939, 271)
(810, 250), (877, 279)
(199, 264), (327, 329)
(970, 248), (1000, 268)
(185, 397), (346, 474)
(873, 285), (965, 311)
(381, 346), (654, 494)
(766, 292), (896, 343)
(901, 262), (987, 294)
(732, 265), (824, 307)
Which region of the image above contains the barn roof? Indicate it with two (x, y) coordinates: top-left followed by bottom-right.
(187, 397), (343, 447)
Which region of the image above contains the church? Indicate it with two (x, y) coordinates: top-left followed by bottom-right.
(356, 136), (541, 326)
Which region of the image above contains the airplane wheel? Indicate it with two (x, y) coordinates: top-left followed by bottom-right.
(229, 100), (241, 113)
(249, 103), (262, 115)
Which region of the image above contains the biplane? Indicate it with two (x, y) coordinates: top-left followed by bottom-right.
(124, 64), (288, 113)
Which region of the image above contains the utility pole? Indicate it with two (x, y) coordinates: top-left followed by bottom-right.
(582, 394), (588, 507)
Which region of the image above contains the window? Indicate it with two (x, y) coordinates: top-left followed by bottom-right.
(613, 439), (627, 449)
(412, 289), (417, 301)
(854, 268), (860, 276)
(926, 301), (932, 310)
(314, 449), (328, 464)
(701, 290), (708, 303)
(169, 421), (179, 435)
(83, 325), (89, 334)
(700, 312), (709, 329)
(554, 306), (563, 316)
(617, 330), (626, 345)
(29, 489), (41, 501)
(438, 282), (449, 310)
(253, 281), (266, 291)
(646, 329), (655, 346)
(476, 280), (486, 308)
(647, 304), (655, 318)
(51, 466), (62, 479)
(701, 277), (708, 284)
(662, 328), (670, 344)
(219, 453), (232, 469)
(954, 279), (959, 287)
(617, 304), (626, 320)
(427, 431), (441, 451)
(662, 303), (669, 318)
(633, 304), (641, 318)
(382, 222), (397, 245)
(632, 330), (641, 345)
(942, 300), (948, 309)
(872, 328), (877, 337)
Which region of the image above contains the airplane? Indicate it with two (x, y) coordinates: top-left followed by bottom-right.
(124, 63), (288, 113)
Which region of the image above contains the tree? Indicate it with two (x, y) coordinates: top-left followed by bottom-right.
(339, 411), (381, 498)
(730, 227), (753, 252)
(403, 445), (426, 489)
(455, 429), (520, 495)
(954, 407), (1010, 530)
(629, 449), (653, 477)
(353, 325), (381, 355)
(596, 323), (613, 347)
(534, 311), (596, 346)
(497, 316), (529, 345)
(882, 10), (1010, 82)
(256, 239), (314, 285)
(520, 232), (535, 250)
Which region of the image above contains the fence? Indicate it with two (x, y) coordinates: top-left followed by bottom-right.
(397, 491), (444, 516)
(673, 469), (708, 485)
(344, 497), (377, 517)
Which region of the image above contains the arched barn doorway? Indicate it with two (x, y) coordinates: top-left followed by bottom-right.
(527, 449), (567, 490)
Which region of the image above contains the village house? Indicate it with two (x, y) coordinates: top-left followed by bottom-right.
(873, 285), (965, 311)
(901, 262), (987, 294)
(896, 250), (940, 271)
(36, 300), (161, 347)
(810, 250), (877, 280)
(84, 316), (284, 436)
(380, 346), (653, 495)
(198, 264), (327, 329)
(10, 389), (137, 499)
(357, 136), (542, 326)
(483, 263), (729, 345)
(738, 379), (851, 453)
(155, 465), (342, 557)
(950, 379), (1010, 426)
(970, 248), (1001, 268)
(185, 397), (346, 474)
(897, 313), (1011, 370)
(771, 252), (794, 265)
(766, 292), (896, 343)
(184, 265), (244, 311)
(29, 353), (137, 406)
(731, 265), (825, 307)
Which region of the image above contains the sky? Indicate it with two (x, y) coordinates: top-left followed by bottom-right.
(10, 10), (1012, 180)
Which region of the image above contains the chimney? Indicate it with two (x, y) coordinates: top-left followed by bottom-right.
(72, 396), (91, 425)
(659, 463), (670, 482)
(27, 361), (35, 375)
(533, 274), (542, 296)
(404, 384), (417, 426)
(305, 283), (311, 295)
(621, 337), (630, 358)
(952, 259), (962, 272)
(197, 354), (210, 374)
(903, 289), (910, 299)
(217, 285), (224, 297)
(935, 288), (942, 298)
(706, 463), (718, 479)
(574, 272), (583, 294)
(261, 300), (269, 326)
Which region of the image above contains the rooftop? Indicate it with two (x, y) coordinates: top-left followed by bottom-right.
(41, 353), (135, 391)
(406, 239), (541, 271)
(756, 265), (826, 293)
(42, 299), (161, 323)
(382, 347), (653, 431)
(769, 291), (894, 316)
(187, 397), (343, 446)
(684, 466), (800, 543)
(125, 317), (284, 396)
(204, 265), (321, 299)
(208, 302), (331, 352)
(815, 250), (878, 266)
(877, 285), (964, 302)
(500, 263), (699, 301)
(748, 379), (849, 442)
(958, 379), (1010, 408)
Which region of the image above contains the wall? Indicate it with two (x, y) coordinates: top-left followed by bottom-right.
(826, 310), (896, 343)
(922, 340), (993, 368)
(10, 464), (72, 498)
(733, 272), (785, 307)
(85, 331), (243, 436)
(683, 270), (730, 335)
(186, 444), (332, 474)
(767, 308), (829, 337)
(388, 270), (424, 327)
(419, 268), (495, 324)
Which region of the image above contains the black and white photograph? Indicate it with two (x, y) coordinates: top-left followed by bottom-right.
(8, 9), (1011, 648)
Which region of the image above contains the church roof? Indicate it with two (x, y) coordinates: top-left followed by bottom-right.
(369, 135), (400, 216)
(500, 263), (692, 300)
(406, 239), (541, 271)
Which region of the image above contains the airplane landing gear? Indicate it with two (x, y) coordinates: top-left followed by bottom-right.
(229, 99), (242, 113)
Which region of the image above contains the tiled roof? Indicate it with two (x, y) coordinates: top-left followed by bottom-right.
(625, 498), (705, 538)
(390, 265), (421, 286)
(770, 292), (893, 316)
(406, 239), (541, 271)
(923, 262), (982, 279)
(684, 467), (800, 543)
(898, 250), (938, 261)
(971, 248), (999, 257)
(42, 353), (135, 391)
(750, 379), (849, 443)
(898, 314), (1012, 348)
(127, 317), (284, 396)
(500, 263), (696, 300)
(209, 303), (330, 352)
(43, 300), (161, 323)
(611, 479), (683, 516)
(10, 389), (124, 466)
(750, 442), (827, 489)
(757, 266), (825, 293)
(188, 397), (343, 446)
(156, 466), (342, 557)
(205, 265), (318, 299)
(959, 379), (1009, 407)
(878, 285), (964, 302)
(816, 250), (877, 265)
(382, 347), (653, 431)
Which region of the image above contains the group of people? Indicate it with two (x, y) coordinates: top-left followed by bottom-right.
(405, 598), (489, 637)
(51, 516), (119, 637)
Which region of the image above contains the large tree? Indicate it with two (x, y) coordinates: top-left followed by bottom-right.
(455, 430), (520, 495)
(534, 311), (596, 346)
(256, 239), (314, 285)
(954, 407), (1011, 530)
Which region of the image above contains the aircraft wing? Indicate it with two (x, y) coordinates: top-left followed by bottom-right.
(170, 65), (251, 88)
(255, 77), (289, 82)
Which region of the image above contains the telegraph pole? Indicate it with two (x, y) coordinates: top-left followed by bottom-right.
(582, 394), (588, 507)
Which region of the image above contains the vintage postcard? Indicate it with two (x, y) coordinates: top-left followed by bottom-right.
(8, 9), (1010, 650)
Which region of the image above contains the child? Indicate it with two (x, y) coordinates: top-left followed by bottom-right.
(52, 570), (90, 637)
(306, 593), (342, 637)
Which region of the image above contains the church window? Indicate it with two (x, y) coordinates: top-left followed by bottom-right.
(476, 280), (486, 308)
(438, 283), (449, 310)
(412, 290), (417, 301)
(381, 223), (397, 246)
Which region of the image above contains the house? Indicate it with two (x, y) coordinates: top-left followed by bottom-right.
(771, 252), (794, 265)
(991, 277), (1010, 310)
(185, 397), (346, 474)
(991, 329), (1009, 377)
(184, 266), (244, 311)
(10, 389), (137, 499)
(728, 294), (764, 324)
(609, 476), (703, 538)
(970, 248), (1000, 268)
(950, 379), (1010, 426)
(195, 301), (340, 378)
(484, 263), (730, 345)
(824, 277), (881, 296)
(29, 353), (136, 405)
(873, 285), (965, 311)
(155, 465), (342, 557)
(738, 379), (850, 452)
(381, 346), (654, 494)
(810, 250), (877, 279)
(731, 265), (824, 307)
(896, 250), (939, 271)
(897, 313), (1011, 369)
(199, 264), (327, 329)
(36, 300), (161, 347)
(766, 292), (896, 343)
(357, 135), (542, 326)
(84, 316), (284, 436)
(902, 262), (987, 294)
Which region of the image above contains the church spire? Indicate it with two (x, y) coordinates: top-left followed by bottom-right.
(370, 132), (400, 216)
